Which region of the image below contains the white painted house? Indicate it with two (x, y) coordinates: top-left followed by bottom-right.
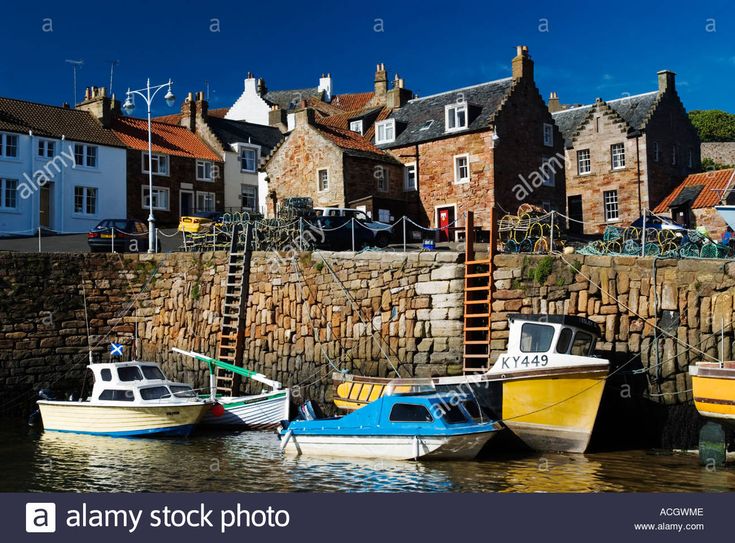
(171, 92), (283, 214)
(0, 96), (126, 235)
(225, 72), (333, 131)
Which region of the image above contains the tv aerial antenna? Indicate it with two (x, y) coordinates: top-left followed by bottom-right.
(65, 59), (84, 105)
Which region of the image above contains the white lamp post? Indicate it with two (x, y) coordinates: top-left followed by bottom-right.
(122, 79), (175, 253)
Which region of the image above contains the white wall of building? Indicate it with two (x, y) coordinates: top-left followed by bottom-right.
(222, 143), (262, 214)
(225, 77), (271, 125)
(0, 131), (126, 234)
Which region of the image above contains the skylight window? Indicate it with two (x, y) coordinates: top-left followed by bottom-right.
(419, 120), (434, 131)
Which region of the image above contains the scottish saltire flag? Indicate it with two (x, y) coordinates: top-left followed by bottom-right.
(109, 343), (124, 357)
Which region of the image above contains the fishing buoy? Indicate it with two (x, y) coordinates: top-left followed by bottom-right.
(211, 403), (225, 417)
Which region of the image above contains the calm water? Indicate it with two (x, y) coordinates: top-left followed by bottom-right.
(0, 422), (732, 493)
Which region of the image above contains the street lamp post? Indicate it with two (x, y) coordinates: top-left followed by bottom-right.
(122, 79), (176, 253)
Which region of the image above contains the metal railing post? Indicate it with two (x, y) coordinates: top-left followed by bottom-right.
(111, 227), (116, 253)
(402, 216), (407, 253)
(351, 218), (356, 252)
(549, 211), (555, 254)
(298, 217), (304, 252)
(641, 211), (647, 257)
(38, 226), (41, 253)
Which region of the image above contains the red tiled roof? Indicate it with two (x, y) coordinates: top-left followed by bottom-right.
(654, 169), (735, 212)
(312, 119), (396, 161)
(111, 116), (220, 161)
(331, 92), (374, 111)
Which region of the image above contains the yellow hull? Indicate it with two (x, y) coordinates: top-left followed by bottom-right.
(37, 402), (210, 437)
(501, 372), (606, 453)
(692, 373), (735, 428)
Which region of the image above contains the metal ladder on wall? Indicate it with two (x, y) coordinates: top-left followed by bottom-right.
(463, 209), (497, 373)
(215, 223), (253, 395)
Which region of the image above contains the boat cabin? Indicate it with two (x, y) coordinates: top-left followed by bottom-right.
(87, 361), (197, 404)
(506, 314), (600, 358)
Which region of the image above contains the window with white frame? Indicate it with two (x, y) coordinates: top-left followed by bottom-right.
(375, 119), (395, 144)
(317, 168), (329, 192)
(611, 143), (625, 170)
(73, 186), (97, 215)
(0, 178), (18, 209)
(196, 191), (215, 212)
(404, 163), (417, 191)
(541, 157), (556, 186)
(454, 154), (470, 184)
(240, 147), (257, 172)
(37, 140), (56, 158)
(672, 145), (678, 166)
(445, 103), (468, 132)
(603, 190), (619, 222)
(142, 186), (170, 211)
(196, 160), (214, 181)
(349, 120), (364, 135)
(142, 152), (168, 175)
(240, 185), (257, 211)
(376, 166), (389, 192)
(543, 123), (554, 147)
(74, 144), (97, 168)
(577, 149), (591, 175)
(1, 133), (18, 158)
(653, 142), (660, 162)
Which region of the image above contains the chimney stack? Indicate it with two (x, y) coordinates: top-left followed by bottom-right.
(657, 70), (676, 94)
(76, 85), (119, 128)
(257, 77), (267, 97)
(319, 73), (333, 102)
(268, 105), (287, 133)
(293, 107), (315, 128)
(548, 91), (562, 113)
(181, 91), (209, 132)
(374, 63), (388, 98)
(511, 45), (534, 81)
(386, 73), (412, 110)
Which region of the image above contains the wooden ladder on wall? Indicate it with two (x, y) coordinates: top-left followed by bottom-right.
(216, 223), (254, 396)
(463, 209), (497, 373)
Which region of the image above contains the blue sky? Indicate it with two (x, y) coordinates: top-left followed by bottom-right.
(1, 0), (734, 116)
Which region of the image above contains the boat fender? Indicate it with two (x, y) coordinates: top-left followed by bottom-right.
(37, 388), (55, 401)
(210, 403), (225, 417)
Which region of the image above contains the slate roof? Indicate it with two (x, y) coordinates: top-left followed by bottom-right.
(264, 88), (324, 110)
(0, 96), (124, 147)
(111, 116), (221, 161)
(654, 169), (735, 212)
(205, 117), (283, 154)
(376, 77), (515, 148)
(552, 91), (659, 146)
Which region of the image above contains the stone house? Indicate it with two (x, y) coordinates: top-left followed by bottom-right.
(701, 142), (735, 168)
(653, 168), (735, 238)
(263, 108), (411, 221)
(0, 90), (127, 234)
(157, 92), (283, 215)
(373, 46), (566, 239)
(552, 71), (701, 235)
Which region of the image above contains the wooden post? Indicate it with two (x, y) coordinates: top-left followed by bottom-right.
(466, 211), (475, 262)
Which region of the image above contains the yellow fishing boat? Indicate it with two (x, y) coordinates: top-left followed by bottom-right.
(690, 361), (735, 430)
(333, 314), (609, 453)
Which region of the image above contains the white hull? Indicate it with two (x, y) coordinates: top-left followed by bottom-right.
(202, 390), (289, 429)
(37, 401), (210, 437)
(282, 432), (495, 460)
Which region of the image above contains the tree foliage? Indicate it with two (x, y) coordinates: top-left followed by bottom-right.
(689, 110), (735, 142)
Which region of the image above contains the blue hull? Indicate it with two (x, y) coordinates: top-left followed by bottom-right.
(46, 424), (196, 438)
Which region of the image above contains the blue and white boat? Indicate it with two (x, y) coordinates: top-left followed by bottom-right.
(279, 389), (502, 460)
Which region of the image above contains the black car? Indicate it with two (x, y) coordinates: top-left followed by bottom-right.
(87, 219), (160, 253)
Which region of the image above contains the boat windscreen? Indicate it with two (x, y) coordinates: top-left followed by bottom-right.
(520, 323), (555, 353)
(140, 386), (172, 400)
(571, 331), (595, 356)
(141, 366), (166, 380)
(442, 405), (468, 424)
(118, 366), (144, 381)
(169, 385), (197, 398)
(384, 379), (436, 397)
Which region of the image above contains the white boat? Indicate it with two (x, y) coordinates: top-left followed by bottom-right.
(716, 205), (735, 231)
(37, 361), (212, 437)
(173, 348), (290, 430)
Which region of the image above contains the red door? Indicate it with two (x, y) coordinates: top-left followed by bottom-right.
(437, 207), (455, 242)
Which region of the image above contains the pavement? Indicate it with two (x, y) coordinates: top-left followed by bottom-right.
(0, 229), (185, 253)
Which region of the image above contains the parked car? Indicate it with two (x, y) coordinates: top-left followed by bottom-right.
(178, 211), (223, 233)
(88, 219), (160, 253)
(307, 208), (393, 249)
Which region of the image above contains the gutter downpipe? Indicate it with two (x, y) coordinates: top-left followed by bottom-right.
(28, 130), (35, 234)
(60, 135), (65, 233)
(634, 131), (643, 217)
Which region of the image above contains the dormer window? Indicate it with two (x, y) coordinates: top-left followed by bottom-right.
(349, 120), (364, 135)
(375, 119), (395, 144)
(445, 103), (468, 132)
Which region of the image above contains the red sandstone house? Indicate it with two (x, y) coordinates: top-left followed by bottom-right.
(551, 71), (701, 235)
(653, 168), (735, 238)
(263, 65), (418, 221)
(374, 46), (566, 239)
